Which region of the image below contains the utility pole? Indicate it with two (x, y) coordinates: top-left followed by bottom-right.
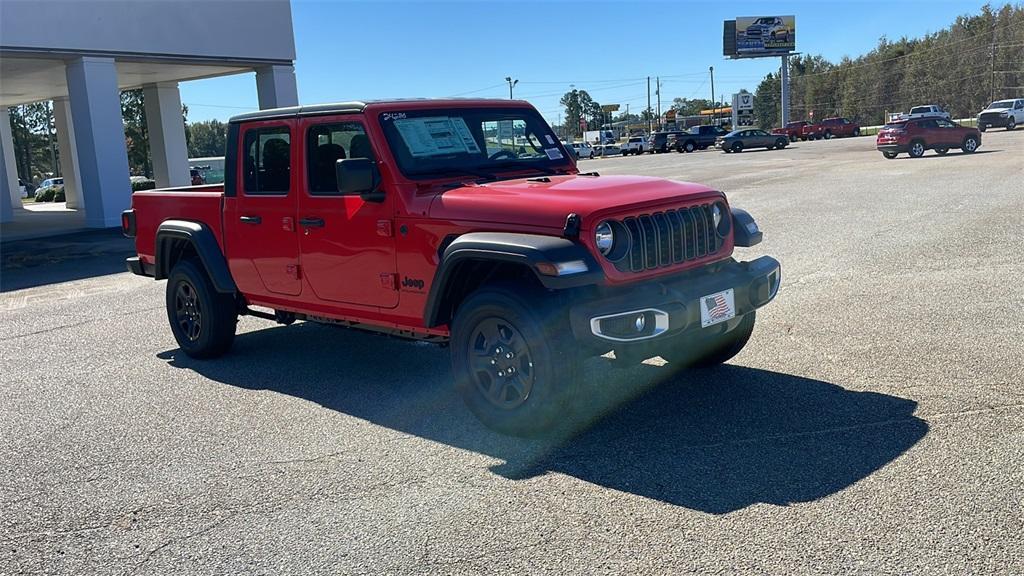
(505, 76), (518, 100)
(709, 66), (716, 126)
(656, 76), (661, 128)
(990, 20), (997, 102)
(647, 76), (652, 134)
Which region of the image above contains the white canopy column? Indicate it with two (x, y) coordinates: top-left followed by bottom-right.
(53, 97), (83, 209)
(143, 82), (190, 188)
(65, 56), (132, 228)
(255, 65), (299, 109)
(0, 106), (22, 223)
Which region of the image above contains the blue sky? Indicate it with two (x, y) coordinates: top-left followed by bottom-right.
(180, 0), (997, 125)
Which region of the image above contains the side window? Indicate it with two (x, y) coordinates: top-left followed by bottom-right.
(243, 127), (291, 194)
(306, 121), (373, 195)
(1016, 101), (1024, 110)
(937, 119), (954, 128)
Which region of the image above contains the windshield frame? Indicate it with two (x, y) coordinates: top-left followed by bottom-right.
(377, 106), (574, 181)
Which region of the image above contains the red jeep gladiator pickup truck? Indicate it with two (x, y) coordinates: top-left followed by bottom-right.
(123, 99), (780, 435)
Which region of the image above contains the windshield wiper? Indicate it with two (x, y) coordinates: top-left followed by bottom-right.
(411, 167), (497, 181)
(489, 161), (558, 176)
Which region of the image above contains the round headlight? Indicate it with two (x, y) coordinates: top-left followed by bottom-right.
(595, 221), (614, 255)
(713, 202), (731, 237)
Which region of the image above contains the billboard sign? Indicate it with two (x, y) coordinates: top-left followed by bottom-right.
(735, 15), (795, 55)
(734, 93), (754, 111)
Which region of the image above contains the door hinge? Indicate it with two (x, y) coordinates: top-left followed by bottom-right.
(376, 220), (393, 237)
(287, 264), (301, 280)
(379, 272), (398, 290)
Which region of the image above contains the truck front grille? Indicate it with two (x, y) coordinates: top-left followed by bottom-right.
(613, 204), (723, 273)
(979, 112), (1005, 123)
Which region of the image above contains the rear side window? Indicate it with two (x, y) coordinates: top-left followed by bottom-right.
(306, 121), (373, 195)
(243, 127), (291, 194)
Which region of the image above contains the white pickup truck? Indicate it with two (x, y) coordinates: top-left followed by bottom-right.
(619, 136), (647, 156)
(977, 98), (1024, 131)
(905, 105), (951, 120)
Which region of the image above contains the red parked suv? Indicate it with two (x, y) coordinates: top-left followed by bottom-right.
(876, 117), (982, 159)
(121, 99), (781, 436)
(802, 117), (860, 140)
(771, 121), (809, 142)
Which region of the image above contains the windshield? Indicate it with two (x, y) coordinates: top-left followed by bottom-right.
(379, 107), (571, 179)
(989, 100), (1014, 109)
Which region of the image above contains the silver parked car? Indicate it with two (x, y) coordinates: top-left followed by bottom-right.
(715, 129), (789, 153)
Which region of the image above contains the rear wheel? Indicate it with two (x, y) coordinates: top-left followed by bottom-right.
(451, 285), (578, 437)
(908, 140), (926, 158)
(775, 138), (788, 149)
(882, 151), (898, 159)
(935, 147), (949, 156)
(824, 130), (834, 140)
(961, 135), (979, 153)
(165, 259), (237, 359)
(853, 128), (861, 137)
(979, 124), (987, 132)
(661, 312), (756, 369)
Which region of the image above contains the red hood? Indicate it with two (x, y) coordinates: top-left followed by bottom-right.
(428, 174), (721, 230)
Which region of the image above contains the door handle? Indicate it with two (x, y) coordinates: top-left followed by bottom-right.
(299, 217), (325, 228)
(239, 215), (262, 225)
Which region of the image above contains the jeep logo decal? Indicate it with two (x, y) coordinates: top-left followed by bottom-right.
(401, 276), (425, 291)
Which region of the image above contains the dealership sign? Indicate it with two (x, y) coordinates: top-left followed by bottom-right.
(725, 15), (796, 57)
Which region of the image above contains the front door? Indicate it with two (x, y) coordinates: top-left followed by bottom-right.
(224, 120), (301, 297)
(296, 116), (398, 308)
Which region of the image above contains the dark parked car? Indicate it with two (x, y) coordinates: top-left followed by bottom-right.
(670, 125), (729, 153)
(646, 131), (683, 154)
(715, 129), (789, 153)
(875, 118), (981, 159)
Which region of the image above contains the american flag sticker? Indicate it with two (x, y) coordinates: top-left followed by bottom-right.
(700, 288), (736, 328)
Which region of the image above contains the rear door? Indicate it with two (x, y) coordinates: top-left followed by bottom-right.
(224, 120), (301, 297)
(934, 118), (961, 147)
(296, 116), (398, 308)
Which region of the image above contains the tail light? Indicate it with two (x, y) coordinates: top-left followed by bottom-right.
(121, 209), (136, 238)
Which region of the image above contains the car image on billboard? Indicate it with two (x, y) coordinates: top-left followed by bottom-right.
(737, 15), (795, 54)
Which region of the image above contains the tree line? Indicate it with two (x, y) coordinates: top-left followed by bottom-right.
(754, 3), (1024, 128)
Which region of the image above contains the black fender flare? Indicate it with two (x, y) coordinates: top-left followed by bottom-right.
(154, 220), (237, 293)
(423, 232), (604, 328)
(731, 209), (763, 247)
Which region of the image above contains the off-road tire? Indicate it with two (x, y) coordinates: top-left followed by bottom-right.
(166, 259), (237, 359)
(661, 311), (756, 369)
(451, 284), (579, 437)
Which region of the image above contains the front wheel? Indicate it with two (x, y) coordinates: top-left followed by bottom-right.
(731, 141), (744, 153)
(824, 131), (833, 140)
(853, 128), (861, 137)
(962, 136), (979, 153)
(661, 312), (756, 369)
(979, 124), (987, 132)
(684, 141), (696, 153)
(882, 151), (898, 159)
(1007, 118), (1016, 131)
(165, 259), (238, 358)
(450, 285), (578, 437)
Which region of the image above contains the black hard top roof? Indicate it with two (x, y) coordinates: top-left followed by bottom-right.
(228, 98), (525, 123)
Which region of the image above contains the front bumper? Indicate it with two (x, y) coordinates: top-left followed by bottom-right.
(568, 256), (780, 354)
(978, 115), (1010, 128)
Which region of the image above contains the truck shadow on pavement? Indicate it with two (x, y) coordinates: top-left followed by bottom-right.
(158, 321), (928, 514)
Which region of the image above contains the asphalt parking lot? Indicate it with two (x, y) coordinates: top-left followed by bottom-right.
(3, 131), (1023, 575)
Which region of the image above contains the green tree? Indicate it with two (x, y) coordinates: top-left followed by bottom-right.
(186, 119), (228, 157)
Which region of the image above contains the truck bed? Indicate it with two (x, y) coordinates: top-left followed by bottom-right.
(131, 184), (226, 266)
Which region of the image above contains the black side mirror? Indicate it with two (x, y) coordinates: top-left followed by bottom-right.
(336, 157), (384, 202)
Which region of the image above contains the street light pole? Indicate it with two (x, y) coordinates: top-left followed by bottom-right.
(709, 66), (716, 126)
(505, 76), (518, 100)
